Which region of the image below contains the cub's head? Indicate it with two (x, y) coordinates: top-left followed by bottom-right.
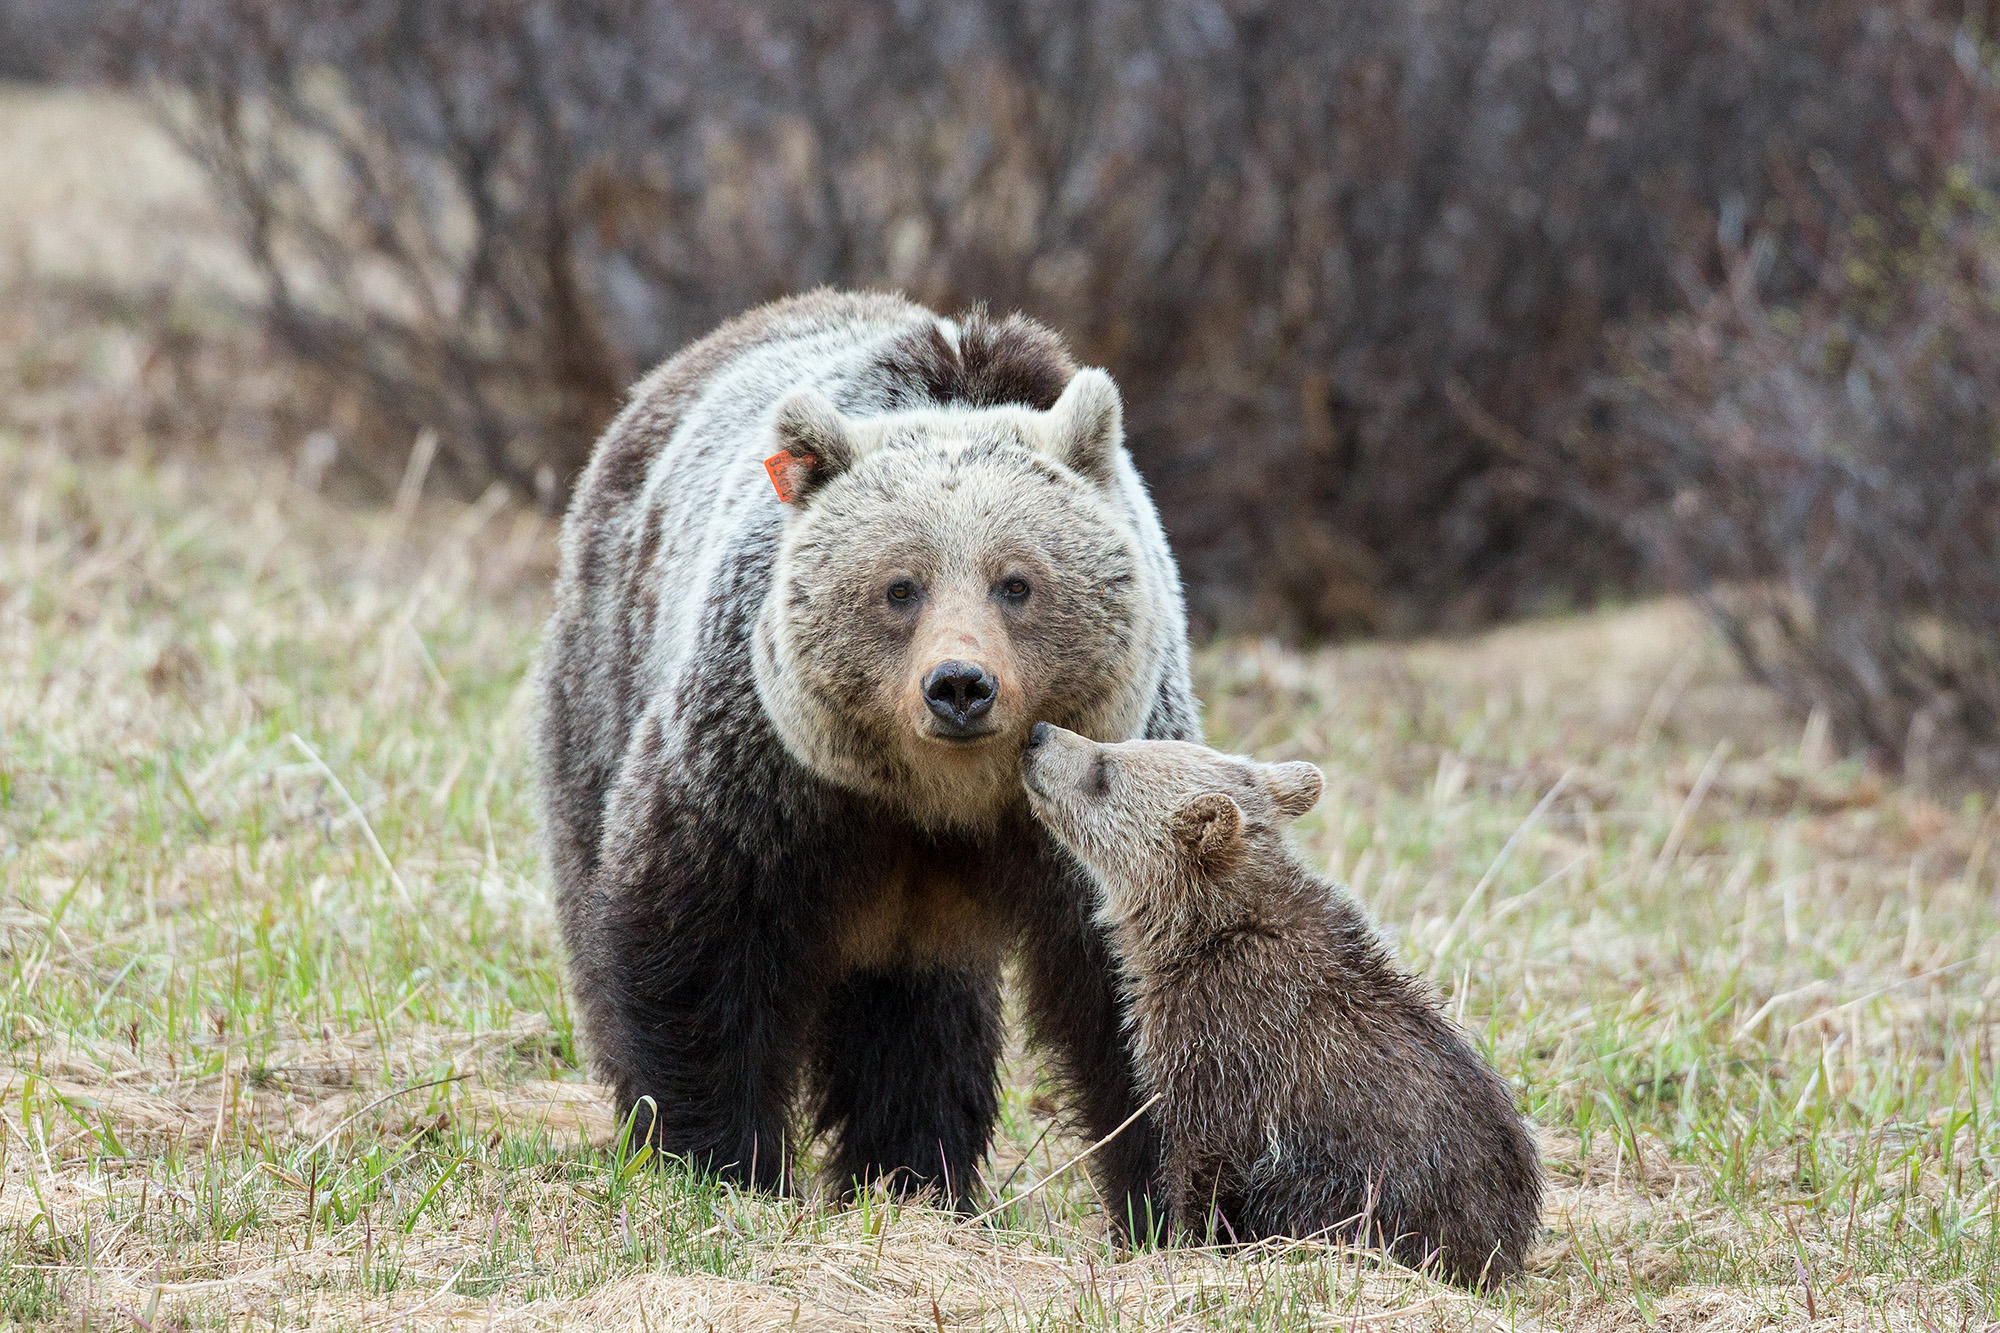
(1020, 723), (1323, 927)
(752, 370), (1167, 829)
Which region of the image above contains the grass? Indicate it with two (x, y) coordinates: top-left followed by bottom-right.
(2, 85), (1998, 1333)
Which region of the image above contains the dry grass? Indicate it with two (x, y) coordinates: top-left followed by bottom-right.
(1, 85), (1997, 1331)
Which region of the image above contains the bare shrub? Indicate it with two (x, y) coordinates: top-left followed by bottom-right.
(1603, 172), (2000, 783)
(111, 0), (1991, 637)
(0, 0), (120, 81)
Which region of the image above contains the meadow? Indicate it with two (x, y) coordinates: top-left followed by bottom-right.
(1, 86), (1997, 1330)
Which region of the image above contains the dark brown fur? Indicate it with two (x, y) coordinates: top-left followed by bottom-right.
(863, 308), (1076, 412)
(1022, 729), (1542, 1286)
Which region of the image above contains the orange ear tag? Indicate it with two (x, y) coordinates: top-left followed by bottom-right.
(763, 451), (814, 503)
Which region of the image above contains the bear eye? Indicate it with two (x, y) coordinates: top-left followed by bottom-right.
(887, 579), (919, 604)
(997, 576), (1031, 603)
(1088, 754), (1113, 797)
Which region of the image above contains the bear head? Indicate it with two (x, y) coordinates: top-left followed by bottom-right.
(1020, 723), (1323, 936)
(752, 370), (1169, 831)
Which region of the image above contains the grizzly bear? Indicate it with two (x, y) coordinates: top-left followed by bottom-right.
(537, 291), (1198, 1226)
(1020, 724), (1542, 1286)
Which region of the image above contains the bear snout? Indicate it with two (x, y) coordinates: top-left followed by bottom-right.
(922, 659), (997, 734)
(1021, 722), (1053, 790)
(1019, 723), (1086, 800)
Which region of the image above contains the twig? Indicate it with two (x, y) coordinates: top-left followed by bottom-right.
(370, 427), (440, 572)
(287, 732), (415, 909)
(968, 1093), (1162, 1227)
(994, 1118), (1059, 1199)
(1648, 740), (1729, 889)
(1784, 957), (1976, 1033)
(1459, 851), (1591, 955)
(1733, 980), (1836, 1041)
(300, 1074), (469, 1165)
(1635, 642), (1703, 745)
(1333, 1294), (1449, 1325)
(363, 1252), (476, 1325)
(1434, 770), (1573, 959)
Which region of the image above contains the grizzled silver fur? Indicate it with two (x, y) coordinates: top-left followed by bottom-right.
(537, 291), (1198, 1220)
(1022, 727), (1542, 1286)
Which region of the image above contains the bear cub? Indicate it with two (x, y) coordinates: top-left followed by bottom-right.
(1021, 723), (1541, 1287)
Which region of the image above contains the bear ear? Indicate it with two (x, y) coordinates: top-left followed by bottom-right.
(1174, 791), (1244, 867)
(768, 388), (865, 505)
(1263, 761), (1324, 820)
(1037, 368), (1123, 487)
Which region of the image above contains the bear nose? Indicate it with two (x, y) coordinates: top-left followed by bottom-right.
(923, 660), (996, 728)
(1027, 721), (1052, 749)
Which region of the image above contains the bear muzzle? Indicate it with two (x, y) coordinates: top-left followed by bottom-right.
(921, 659), (999, 738)
(1019, 721), (1086, 803)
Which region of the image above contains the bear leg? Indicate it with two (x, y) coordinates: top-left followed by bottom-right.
(1015, 882), (1167, 1243)
(810, 965), (1002, 1208)
(580, 865), (824, 1193)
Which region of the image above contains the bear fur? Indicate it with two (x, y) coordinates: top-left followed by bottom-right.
(537, 291), (1199, 1223)
(1020, 725), (1542, 1286)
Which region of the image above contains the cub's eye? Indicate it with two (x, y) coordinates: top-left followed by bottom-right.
(997, 576), (1032, 603)
(887, 579), (919, 604)
(1088, 754), (1113, 797)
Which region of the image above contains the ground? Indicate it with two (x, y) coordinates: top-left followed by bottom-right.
(0, 84), (1996, 1331)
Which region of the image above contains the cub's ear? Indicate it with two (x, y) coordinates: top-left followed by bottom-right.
(1263, 761), (1324, 819)
(1174, 791), (1244, 866)
(1037, 368), (1123, 486)
(768, 388), (865, 504)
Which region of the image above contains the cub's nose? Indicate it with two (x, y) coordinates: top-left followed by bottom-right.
(923, 660), (996, 728)
(1027, 721), (1052, 749)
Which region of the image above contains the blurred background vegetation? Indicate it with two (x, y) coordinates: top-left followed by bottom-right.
(14, 0), (2000, 783)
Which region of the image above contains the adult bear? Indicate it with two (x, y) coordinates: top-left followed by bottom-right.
(537, 291), (1199, 1226)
